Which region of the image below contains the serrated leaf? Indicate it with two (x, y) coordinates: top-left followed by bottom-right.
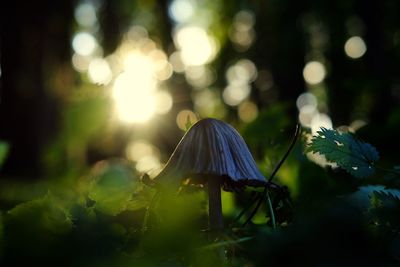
(348, 185), (400, 209)
(372, 189), (400, 204)
(307, 128), (379, 178)
(369, 188), (400, 227)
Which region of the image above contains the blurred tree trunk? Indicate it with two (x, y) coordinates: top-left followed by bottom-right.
(253, 0), (306, 117)
(0, 0), (75, 179)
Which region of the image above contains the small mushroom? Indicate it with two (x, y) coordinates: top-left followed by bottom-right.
(153, 118), (272, 231)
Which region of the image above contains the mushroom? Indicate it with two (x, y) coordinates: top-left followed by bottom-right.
(152, 118), (274, 231)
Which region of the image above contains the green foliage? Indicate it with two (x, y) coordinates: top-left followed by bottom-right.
(88, 161), (154, 215)
(0, 141), (9, 168)
(63, 97), (110, 143)
(307, 128), (380, 177)
(369, 189), (400, 230)
(349, 185), (400, 209)
(6, 192), (72, 235)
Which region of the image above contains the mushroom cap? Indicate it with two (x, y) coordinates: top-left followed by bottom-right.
(153, 118), (267, 191)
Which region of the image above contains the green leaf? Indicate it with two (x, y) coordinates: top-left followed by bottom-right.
(349, 185), (400, 209)
(369, 188), (400, 227)
(372, 188), (400, 204)
(307, 128), (379, 178)
(6, 192), (72, 234)
(89, 161), (143, 215)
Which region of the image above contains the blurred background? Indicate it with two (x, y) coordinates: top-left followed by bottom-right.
(1, 0), (400, 266)
(2, 0), (400, 183)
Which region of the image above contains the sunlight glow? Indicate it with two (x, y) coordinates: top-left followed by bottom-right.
(136, 155), (162, 177)
(126, 140), (162, 177)
(155, 91), (173, 114)
(344, 36), (367, 59)
(126, 140), (155, 162)
(112, 72), (156, 123)
(72, 32), (97, 56)
(174, 26), (217, 66)
(112, 35), (174, 123)
(303, 61), (326, 85)
(88, 58), (112, 85)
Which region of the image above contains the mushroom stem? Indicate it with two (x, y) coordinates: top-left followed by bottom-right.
(208, 176), (223, 231)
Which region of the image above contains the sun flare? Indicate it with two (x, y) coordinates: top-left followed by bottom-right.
(111, 36), (173, 123)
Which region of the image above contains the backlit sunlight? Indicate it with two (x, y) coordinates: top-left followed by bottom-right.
(111, 33), (173, 123)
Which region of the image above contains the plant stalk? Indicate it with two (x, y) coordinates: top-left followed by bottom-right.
(208, 176), (223, 231)
(243, 124), (300, 226)
(266, 189), (276, 229)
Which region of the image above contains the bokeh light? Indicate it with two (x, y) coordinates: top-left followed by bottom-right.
(87, 58), (112, 85)
(126, 140), (162, 177)
(223, 84), (251, 106)
(296, 92), (317, 110)
(155, 91), (173, 114)
(222, 59), (257, 106)
(176, 110), (198, 130)
(303, 61), (326, 85)
(193, 88), (226, 118)
(168, 0), (195, 23)
(169, 51), (185, 73)
(226, 59), (257, 85)
(174, 26), (217, 66)
(74, 3), (97, 28)
(344, 36), (367, 59)
(72, 32), (97, 56)
(110, 31), (174, 123)
(136, 155), (162, 177)
(238, 101), (258, 122)
(71, 53), (91, 72)
(298, 105), (318, 128)
(311, 113), (333, 134)
(126, 140), (156, 162)
(229, 10), (256, 51)
(185, 66), (215, 88)
(112, 72), (156, 123)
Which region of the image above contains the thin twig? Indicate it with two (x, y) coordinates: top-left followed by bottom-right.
(242, 192), (264, 226)
(243, 124), (301, 226)
(268, 124), (301, 183)
(232, 193), (261, 224)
